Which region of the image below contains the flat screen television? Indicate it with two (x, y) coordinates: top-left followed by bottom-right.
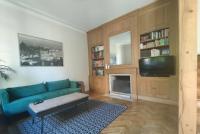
(139, 56), (175, 77)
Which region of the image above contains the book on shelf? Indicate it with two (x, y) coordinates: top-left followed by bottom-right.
(95, 69), (104, 76)
(91, 45), (105, 76)
(151, 49), (160, 57)
(140, 28), (169, 42)
(92, 60), (104, 68)
(161, 48), (170, 55)
(92, 50), (104, 59)
(140, 38), (169, 50)
(92, 45), (104, 52)
(150, 28), (169, 40)
(140, 28), (170, 58)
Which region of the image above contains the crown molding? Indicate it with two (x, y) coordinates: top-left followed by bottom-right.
(2, 0), (86, 34)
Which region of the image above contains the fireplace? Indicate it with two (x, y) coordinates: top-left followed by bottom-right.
(109, 74), (132, 100)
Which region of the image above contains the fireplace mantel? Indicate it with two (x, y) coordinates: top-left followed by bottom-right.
(105, 67), (137, 75)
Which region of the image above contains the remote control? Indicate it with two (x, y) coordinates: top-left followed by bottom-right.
(33, 100), (44, 105)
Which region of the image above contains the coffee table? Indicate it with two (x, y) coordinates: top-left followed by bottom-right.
(28, 92), (89, 134)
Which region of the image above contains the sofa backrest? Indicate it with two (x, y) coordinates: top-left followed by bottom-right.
(46, 79), (70, 91)
(6, 83), (47, 100)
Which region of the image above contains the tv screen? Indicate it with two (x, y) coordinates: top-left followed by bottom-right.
(139, 56), (175, 77)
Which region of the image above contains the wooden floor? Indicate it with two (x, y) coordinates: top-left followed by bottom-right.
(91, 94), (178, 134)
(0, 93), (178, 134)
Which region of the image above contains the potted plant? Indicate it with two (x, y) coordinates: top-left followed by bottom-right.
(0, 60), (15, 80)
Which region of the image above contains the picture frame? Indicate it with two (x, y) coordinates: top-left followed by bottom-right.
(18, 33), (64, 66)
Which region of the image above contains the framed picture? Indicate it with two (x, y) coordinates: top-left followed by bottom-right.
(18, 33), (64, 66)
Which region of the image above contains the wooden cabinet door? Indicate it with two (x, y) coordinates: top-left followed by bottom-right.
(93, 76), (106, 94)
(89, 75), (94, 90)
(139, 11), (156, 34)
(138, 2), (170, 33)
(155, 6), (167, 29)
(87, 27), (104, 46)
(138, 77), (177, 100)
(106, 16), (132, 36)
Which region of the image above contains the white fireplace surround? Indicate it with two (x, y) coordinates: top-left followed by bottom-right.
(109, 74), (133, 101)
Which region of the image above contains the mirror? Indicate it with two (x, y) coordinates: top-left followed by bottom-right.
(109, 31), (132, 65)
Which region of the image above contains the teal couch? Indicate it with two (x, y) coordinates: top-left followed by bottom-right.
(0, 79), (81, 116)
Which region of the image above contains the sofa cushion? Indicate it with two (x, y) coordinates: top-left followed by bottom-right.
(40, 89), (68, 100)
(46, 79), (70, 91)
(70, 81), (78, 88)
(67, 88), (80, 94)
(6, 83), (47, 100)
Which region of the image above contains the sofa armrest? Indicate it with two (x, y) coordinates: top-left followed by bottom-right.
(70, 81), (85, 93)
(77, 81), (85, 93)
(0, 90), (9, 106)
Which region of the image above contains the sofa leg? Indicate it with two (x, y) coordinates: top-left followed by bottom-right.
(6, 116), (13, 125)
(0, 115), (12, 125)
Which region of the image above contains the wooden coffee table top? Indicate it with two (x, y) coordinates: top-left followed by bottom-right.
(29, 93), (89, 114)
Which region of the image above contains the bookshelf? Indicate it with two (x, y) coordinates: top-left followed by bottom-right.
(140, 28), (170, 58)
(92, 45), (104, 76)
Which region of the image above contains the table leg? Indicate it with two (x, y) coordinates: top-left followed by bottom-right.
(86, 100), (89, 110)
(41, 116), (44, 134)
(32, 117), (35, 124)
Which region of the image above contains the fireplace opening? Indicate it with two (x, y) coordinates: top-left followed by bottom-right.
(109, 74), (132, 100)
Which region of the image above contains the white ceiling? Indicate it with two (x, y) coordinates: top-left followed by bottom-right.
(8, 0), (156, 32)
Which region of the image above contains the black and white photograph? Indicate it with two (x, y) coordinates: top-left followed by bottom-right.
(18, 34), (64, 66)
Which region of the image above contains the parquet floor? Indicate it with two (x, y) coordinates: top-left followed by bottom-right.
(90, 94), (178, 134)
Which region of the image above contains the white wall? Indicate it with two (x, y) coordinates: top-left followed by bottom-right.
(0, 0), (89, 90)
(198, 0), (200, 54)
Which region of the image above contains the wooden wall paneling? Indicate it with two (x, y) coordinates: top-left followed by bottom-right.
(87, 27), (103, 46)
(137, 0), (179, 103)
(87, 26), (106, 94)
(138, 77), (178, 100)
(198, 55), (200, 98)
(92, 76), (106, 94)
(130, 11), (139, 68)
(105, 15), (132, 36)
(89, 75), (94, 90)
(178, 0), (197, 133)
(138, 0), (170, 33)
(165, 0), (179, 102)
(130, 12), (139, 99)
(138, 10), (156, 34)
(87, 0), (179, 104)
(103, 24), (110, 69)
(87, 31), (93, 92)
(102, 13), (138, 95)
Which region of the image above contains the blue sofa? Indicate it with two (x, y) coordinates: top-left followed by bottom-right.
(0, 79), (82, 116)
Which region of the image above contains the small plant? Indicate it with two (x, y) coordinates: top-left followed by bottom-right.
(0, 60), (15, 80)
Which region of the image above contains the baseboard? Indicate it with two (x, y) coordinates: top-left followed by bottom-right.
(138, 95), (178, 106)
(104, 93), (177, 105)
(109, 94), (133, 102)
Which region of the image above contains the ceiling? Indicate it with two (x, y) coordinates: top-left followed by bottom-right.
(8, 0), (156, 32)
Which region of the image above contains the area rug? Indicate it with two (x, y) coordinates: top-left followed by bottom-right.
(17, 100), (127, 134)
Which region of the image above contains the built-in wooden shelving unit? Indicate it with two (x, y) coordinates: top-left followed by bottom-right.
(92, 45), (104, 76)
(140, 28), (170, 58)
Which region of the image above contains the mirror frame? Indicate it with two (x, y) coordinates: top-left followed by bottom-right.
(108, 31), (133, 68)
